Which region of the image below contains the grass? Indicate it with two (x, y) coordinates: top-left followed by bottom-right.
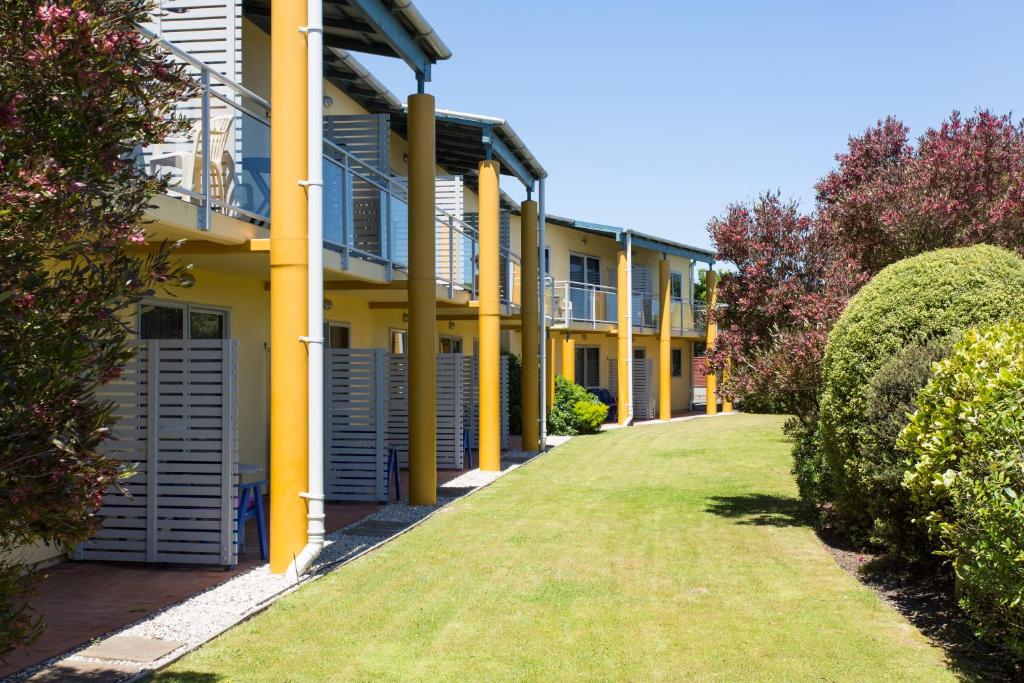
(158, 414), (954, 682)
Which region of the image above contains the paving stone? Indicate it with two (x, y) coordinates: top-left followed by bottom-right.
(342, 520), (412, 537)
(437, 486), (475, 498)
(27, 659), (137, 682)
(77, 635), (185, 663)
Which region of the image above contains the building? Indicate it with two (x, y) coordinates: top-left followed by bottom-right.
(12, 0), (720, 574)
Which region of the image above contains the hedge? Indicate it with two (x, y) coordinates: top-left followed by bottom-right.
(900, 321), (1024, 655)
(817, 245), (1024, 543)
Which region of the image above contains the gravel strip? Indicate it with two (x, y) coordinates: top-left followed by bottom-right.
(7, 450), (553, 683)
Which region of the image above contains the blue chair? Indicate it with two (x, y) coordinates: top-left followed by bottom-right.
(462, 428), (473, 469)
(386, 448), (401, 501)
(237, 480), (268, 561)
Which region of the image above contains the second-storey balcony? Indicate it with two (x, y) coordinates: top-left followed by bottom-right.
(547, 281), (707, 336)
(141, 34), (521, 310)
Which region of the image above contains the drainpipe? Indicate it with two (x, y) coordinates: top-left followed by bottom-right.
(538, 177), (547, 449)
(289, 0), (325, 580)
(625, 231), (634, 424)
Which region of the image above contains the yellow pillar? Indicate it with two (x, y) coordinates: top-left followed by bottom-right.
(560, 334), (575, 383)
(546, 333), (556, 410)
(268, 0), (308, 573)
(658, 259), (672, 420)
(705, 270), (718, 416)
(408, 93), (437, 503)
(478, 160), (501, 471)
(722, 359), (733, 412)
(520, 200), (540, 451)
(616, 249), (630, 425)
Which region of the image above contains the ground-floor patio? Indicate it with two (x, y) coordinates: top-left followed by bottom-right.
(149, 414), (955, 681)
(2, 464), (484, 680)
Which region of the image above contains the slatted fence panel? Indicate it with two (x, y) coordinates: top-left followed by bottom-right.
(462, 356), (509, 452)
(324, 114), (389, 258)
(462, 355), (478, 449)
(436, 354), (464, 469)
(76, 340), (238, 566)
(324, 349), (387, 502)
(634, 358), (653, 421)
(386, 354), (465, 471)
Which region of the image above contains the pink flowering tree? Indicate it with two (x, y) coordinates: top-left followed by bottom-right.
(817, 111), (1024, 274)
(706, 192), (864, 423)
(0, 0), (191, 652)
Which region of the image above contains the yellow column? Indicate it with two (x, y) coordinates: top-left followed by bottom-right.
(705, 270), (718, 416)
(478, 160), (501, 471)
(561, 334), (575, 383)
(546, 333), (556, 410)
(408, 93), (437, 503)
(722, 359), (733, 412)
(659, 259), (672, 420)
(269, 0), (308, 573)
(616, 250), (630, 425)
(520, 200), (540, 451)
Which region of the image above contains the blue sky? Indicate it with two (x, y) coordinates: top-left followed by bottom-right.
(361, 1), (1024, 251)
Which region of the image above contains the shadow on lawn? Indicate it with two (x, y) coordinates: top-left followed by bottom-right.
(703, 493), (810, 527)
(147, 672), (225, 682)
(819, 530), (1023, 683)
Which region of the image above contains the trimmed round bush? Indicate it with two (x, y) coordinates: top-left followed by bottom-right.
(547, 376), (607, 436)
(900, 321), (1024, 655)
(819, 245), (1024, 544)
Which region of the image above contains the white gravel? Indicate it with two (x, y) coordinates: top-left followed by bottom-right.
(9, 449), (554, 683)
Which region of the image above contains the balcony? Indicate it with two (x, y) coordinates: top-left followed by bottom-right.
(547, 281), (707, 336)
(140, 34), (520, 309)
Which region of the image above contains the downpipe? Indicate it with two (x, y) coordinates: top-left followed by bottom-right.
(287, 0), (325, 581)
(625, 231), (634, 425)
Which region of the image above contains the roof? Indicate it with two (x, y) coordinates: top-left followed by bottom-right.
(244, 0), (451, 78)
(390, 108), (547, 189)
(513, 212), (716, 265)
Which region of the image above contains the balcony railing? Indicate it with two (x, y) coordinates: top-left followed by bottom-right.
(140, 31), (520, 309)
(546, 281), (708, 335)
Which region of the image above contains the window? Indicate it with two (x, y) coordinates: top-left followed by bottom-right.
(670, 271), (684, 300)
(326, 323), (350, 349)
(139, 302), (228, 341)
(439, 335), (463, 354)
(569, 253), (601, 285)
(544, 246), (551, 275)
(671, 348), (683, 377)
(574, 346), (601, 389)
(390, 329), (408, 354)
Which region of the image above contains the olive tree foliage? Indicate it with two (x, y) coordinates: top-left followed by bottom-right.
(0, 0), (192, 653)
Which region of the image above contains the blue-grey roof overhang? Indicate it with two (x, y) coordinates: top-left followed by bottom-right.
(244, 0), (451, 80)
(391, 109), (547, 190)
(515, 213), (715, 265)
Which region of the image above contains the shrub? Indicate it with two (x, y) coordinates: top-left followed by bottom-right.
(548, 376), (607, 436)
(0, 0), (191, 654)
(818, 245), (1024, 544)
(859, 338), (952, 558)
(900, 321), (1024, 655)
(503, 352), (522, 435)
(573, 401), (608, 435)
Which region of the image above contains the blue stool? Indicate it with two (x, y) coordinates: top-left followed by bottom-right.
(462, 428), (473, 469)
(386, 448), (401, 501)
(237, 480), (268, 561)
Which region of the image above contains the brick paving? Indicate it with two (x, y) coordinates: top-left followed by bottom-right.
(2, 468), (470, 680)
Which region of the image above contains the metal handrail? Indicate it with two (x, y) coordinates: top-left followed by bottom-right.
(144, 30), (523, 304)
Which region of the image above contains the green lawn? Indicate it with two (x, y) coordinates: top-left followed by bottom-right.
(159, 414), (953, 682)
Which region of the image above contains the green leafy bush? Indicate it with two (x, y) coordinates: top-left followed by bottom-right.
(859, 338), (951, 558)
(900, 321), (1024, 655)
(503, 352), (522, 435)
(818, 245), (1024, 543)
(547, 376), (607, 436)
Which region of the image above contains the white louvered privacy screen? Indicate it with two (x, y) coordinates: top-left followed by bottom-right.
(325, 350), (510, 502)
(75, 340), (239, 566)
